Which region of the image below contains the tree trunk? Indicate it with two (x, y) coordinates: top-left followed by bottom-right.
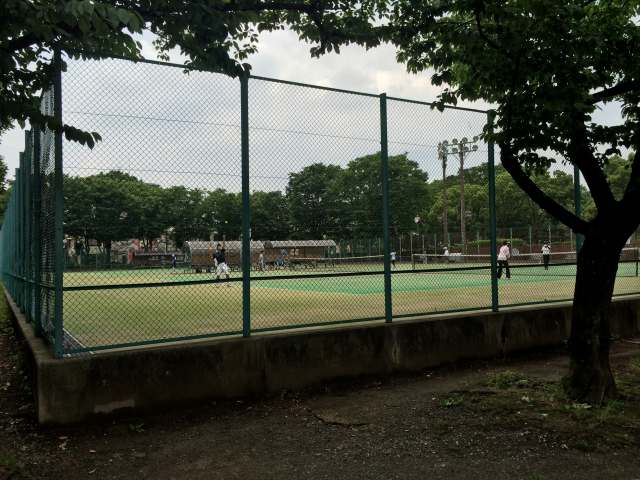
(565, 231), (626, 404)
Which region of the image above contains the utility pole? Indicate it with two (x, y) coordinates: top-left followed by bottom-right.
(459, 146), (467, 252)
(440, 136), (479, 253)
(438, 142), (448, 249)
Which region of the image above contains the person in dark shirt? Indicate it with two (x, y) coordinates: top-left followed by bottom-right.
(213, 242), (230, 283)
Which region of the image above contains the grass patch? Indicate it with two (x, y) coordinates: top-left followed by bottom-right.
(440, 394), (465, 408)
(630, 355), (640, 373)
(470, 360), (640, 451)
(0, 452), (20, 477)
(486, 370), (530, 390)
(0, 296), (11, 333)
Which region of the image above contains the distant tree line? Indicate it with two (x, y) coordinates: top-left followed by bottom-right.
(63, 152), (632, 253)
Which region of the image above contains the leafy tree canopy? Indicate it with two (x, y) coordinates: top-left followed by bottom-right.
(385, 0), (640, 237)
(1, 0), (379, 145)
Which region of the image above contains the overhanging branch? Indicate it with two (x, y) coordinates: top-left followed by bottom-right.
(214, 0), (315, 13)
(500, 145), (590, 234)
(567, 121), (616, 212)
(6, 34), (40, 52)
(473, 10), (511, 58)
(590, 80), (640, 104)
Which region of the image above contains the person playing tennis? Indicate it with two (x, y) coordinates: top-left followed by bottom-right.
(541, 242), (551, 270)
(497, 240), (511, 279)
(213, 242), (231, 284)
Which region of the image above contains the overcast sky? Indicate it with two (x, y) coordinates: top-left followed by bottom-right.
(0, 29), (623, 186)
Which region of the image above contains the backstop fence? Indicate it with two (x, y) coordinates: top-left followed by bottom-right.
(2, 55), (639, 357)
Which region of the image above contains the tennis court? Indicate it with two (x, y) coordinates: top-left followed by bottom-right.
(61, 253), (640, 351)
(4, 56), (640, 358)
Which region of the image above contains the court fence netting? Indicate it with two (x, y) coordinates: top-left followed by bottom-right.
(1, 52), (639, 357)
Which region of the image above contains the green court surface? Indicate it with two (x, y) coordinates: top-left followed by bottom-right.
(61, 261), (640, 352)
(254, 263), (638, 295)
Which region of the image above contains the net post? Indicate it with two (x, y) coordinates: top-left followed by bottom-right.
(240, 72), (251, 337)
(380, 93), (393, 323)
(53, 48), (65, 358)
(573, 164), (583, 252)
(32, 124), (43, 337)
(487, 111), (499, 312)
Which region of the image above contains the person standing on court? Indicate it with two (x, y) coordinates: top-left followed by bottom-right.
(541, 243), (551, 270)
(497, 241), (511, 279)
(213, 242), (231, 284)
(390, 251), (396, 268)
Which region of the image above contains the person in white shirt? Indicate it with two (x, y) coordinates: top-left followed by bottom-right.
(443, 246), (450, 263)
(497, 241), (511, 279)
(541, 243), (551, 270)
(390, 251), (396, 268)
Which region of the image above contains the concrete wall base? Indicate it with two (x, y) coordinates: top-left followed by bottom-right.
(6, 290), (640, 424)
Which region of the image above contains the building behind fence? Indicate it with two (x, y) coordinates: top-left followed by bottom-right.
(1, 54), (639, 357)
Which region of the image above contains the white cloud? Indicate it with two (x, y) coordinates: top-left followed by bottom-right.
(0, 27), (625, 188)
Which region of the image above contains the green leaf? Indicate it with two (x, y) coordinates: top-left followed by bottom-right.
(117, 9), (131, 25)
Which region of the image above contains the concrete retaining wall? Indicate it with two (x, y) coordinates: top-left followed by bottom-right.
(6, 290), (640, 424)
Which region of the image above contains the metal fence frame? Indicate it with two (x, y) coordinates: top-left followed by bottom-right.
(0, 53), (637, 358)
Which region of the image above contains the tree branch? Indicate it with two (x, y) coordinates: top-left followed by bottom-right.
(5, 33), (40, 52)
(501, 145), (590, 234)
(499, 45), (589, 235)
(474, 10), (508, 57)
(590, 79), (640, 103)
(567, 120), (616, 212)
(214, 0), (315, 13)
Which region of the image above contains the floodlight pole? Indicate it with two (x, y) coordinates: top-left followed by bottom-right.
(438, 143), (448, 248)
(441, 136), (480, 254)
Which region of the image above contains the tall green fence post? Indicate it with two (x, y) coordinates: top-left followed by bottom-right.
(20, 160), (26, 310)
(487, 112), (499, 312)
(32, 125), (43, 337)
(17, 161), (23, 310)
(380, 93), (393, 323)
(53, 49), (65, 357)
(573, 165), (583, 252)
(240, 73), (251, 337)
(24, 130), (32, 322)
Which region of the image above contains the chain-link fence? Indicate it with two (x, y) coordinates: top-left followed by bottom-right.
(1, 55), (639, 356)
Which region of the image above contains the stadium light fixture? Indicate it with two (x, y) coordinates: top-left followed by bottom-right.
(439, 134), (481, 253)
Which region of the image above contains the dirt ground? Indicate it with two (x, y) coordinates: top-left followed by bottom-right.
(1, 304), (640, 480)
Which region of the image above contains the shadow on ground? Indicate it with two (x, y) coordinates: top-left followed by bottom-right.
(1, 298), (639, 480)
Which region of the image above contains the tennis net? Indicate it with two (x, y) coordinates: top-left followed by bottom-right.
(412, 248), (639, 276)
(287, 255), (385, 271)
